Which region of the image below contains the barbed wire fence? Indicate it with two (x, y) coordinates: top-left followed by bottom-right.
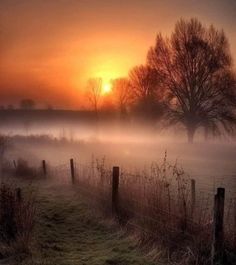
(5, 157), (236, 264)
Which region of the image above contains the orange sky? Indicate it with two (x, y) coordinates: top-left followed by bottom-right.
(0, 0), (236, 109)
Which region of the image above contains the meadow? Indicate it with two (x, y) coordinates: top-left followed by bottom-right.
(0, 114), (236, 264)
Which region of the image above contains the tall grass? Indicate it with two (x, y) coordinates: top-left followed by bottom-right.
(2, 149), (234, 264)
(74, 154), (235, 264)
(0, 183), (36, 259)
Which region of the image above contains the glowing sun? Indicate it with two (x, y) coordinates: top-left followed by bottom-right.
(102, 83), (112, 94)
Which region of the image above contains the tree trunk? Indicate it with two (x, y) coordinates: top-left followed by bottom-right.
(204, 127), (209, 142)
(187, 127), (196, 144)
(120, 107), (128, 120)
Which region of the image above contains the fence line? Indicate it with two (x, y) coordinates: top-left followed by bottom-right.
(8, 157), (236, 264)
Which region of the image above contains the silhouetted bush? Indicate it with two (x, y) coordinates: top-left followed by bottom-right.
(0, 183), (36, 258)
(15, 159), (36, 178)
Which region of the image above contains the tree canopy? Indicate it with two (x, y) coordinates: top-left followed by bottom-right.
(129, 65), (165, 120)
(147, 18), (236, 142)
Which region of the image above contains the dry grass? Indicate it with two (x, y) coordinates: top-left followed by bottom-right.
(74, 154), (236, 264)
(1, 148), (235, 264)
(0, 183), (36, 260)
(15, 159), (38, 178)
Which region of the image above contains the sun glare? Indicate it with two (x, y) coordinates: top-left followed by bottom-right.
(102, 83), (112, 94)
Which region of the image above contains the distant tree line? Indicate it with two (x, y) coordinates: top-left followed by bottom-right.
(0, 99), (55, 111)
(87, 18), (236, 143)
(0, 99), (35, 110)
(20, 99), (36, 110)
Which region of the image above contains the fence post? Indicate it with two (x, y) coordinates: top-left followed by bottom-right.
(191, 179), (196, 216)
(16, 188), (22, 202)
(112, 166), (119, 217)
(42, 160), (47, 176)
(211, 187), (225, 265)
(13, 160), (17, 169)
(70, 159), (75, 184)
(234, 198), (236, 250)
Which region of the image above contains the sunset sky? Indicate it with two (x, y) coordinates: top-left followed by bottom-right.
(0, 0), (236, 109)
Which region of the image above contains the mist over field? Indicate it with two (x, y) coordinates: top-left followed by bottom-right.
(1, 110), (236, 177)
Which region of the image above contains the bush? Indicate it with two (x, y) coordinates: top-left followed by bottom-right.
(15, 159), (37, 178)
(0, 183), (36, 258)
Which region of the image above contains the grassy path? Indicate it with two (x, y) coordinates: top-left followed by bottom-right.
(22, 186), (155, 265)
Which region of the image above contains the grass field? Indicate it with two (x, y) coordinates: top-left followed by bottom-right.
(13, 184), (156, 265)
(1, 133), (236, 265)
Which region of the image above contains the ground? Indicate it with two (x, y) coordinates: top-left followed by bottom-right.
(18, 185), (156, 265)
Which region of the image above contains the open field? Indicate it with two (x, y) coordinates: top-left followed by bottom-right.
(1, 144), (235, 264)
(1, 125), (236, 264)
(0, 182), (156, 265)
(6, 133), (236, 187)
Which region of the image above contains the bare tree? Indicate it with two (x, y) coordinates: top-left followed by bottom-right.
(112, 78), (133, 118)
(87, 78), (102, 115)
(147, 18), (236, 142)
(129, 65), (165, 119)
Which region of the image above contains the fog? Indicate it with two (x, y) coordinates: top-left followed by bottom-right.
(0, 109), (235, 199)
(1, 120), (235, 170)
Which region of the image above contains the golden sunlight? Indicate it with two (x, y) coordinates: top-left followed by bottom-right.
(102, 82), (112, 94)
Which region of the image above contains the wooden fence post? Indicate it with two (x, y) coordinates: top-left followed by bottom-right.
(42, 160), (47, 176)
(211, 187), (225, 265)
(112, 166), (119, 217)
(234, 198), (236, 250)
(191, 179), (196, 216)
(16, 188), (22, 202)
(70, 159), (75, 184)
(13, 160), (17, 169)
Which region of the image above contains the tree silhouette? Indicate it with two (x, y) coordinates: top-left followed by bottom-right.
(112, 78), (133, 118)
(129, 65), (165, 119)
(147, 18), (236, 142)
(87, 78), (102, 116)
(20, 99), (35, 110)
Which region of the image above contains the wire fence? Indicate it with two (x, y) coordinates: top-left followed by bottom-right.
(43, 157), (236, 254)
(3, 156), (235, 262)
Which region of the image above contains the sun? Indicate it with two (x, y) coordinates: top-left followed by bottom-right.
(102, 83), (112, 94)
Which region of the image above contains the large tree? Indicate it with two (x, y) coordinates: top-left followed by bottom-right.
(147, 18), (236, 142)
(129, 65), (165, 120)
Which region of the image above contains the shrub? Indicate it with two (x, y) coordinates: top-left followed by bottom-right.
(15, 159), (36, 178)
(0, 183), (36, 258)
